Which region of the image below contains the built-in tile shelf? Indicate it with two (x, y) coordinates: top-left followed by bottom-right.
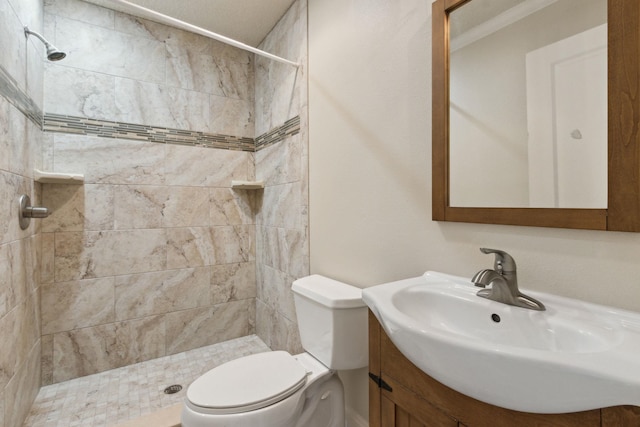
(34, 169), (85, 184)
(231, 180), (265, 190)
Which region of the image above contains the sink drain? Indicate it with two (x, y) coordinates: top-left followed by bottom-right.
(164, 384), (183, 394)
(491, 313), (501, 323)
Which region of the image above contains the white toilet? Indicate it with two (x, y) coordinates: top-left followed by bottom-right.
(181, 274), (368, 427)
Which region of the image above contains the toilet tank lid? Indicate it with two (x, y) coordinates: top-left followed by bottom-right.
(292, 275), (365, 309)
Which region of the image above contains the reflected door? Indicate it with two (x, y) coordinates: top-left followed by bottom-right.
(526, 24), (607, 208)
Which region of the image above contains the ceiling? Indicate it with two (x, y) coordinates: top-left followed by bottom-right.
(84, 0), (297, 47)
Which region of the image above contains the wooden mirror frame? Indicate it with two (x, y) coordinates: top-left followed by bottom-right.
(432, 0), (640, 231)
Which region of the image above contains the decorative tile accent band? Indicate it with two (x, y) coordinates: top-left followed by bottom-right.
(2, 63), (300, 152)
(255, 116), (301, 150)
(43, 113), (301, 152)
(43, 114), (256, 151)
(0, 64), (43, 128)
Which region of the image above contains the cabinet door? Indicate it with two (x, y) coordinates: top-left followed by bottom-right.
(381, 376), (458, 427)
(602, 406), (640, 426)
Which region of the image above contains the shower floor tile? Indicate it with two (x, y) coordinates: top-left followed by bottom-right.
(23, 335), (270, 427)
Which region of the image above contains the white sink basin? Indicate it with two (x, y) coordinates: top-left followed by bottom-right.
(362, 271), (640, 414)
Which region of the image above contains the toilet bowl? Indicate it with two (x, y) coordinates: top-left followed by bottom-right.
(181, 275), (368, 427)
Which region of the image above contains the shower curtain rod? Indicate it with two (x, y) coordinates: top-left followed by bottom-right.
(104, 0), (300, 67)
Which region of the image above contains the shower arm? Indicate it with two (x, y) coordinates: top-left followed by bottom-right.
(103, 0), (300, 68)
(24, 27), (50, 47)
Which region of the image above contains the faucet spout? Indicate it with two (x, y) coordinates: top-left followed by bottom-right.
(471, 269), (503, 288)
(472, 249), (545, 311)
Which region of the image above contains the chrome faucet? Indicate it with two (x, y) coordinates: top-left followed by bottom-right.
(471, 248), (545, 311)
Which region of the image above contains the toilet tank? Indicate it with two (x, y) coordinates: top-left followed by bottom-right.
(292, 275), (368, 370)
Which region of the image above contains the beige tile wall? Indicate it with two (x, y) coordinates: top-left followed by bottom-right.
(255, 0), (309, 353)
(40, 0), (262, 384)
(40, 0), (309, 386)
(0, 0), (45, 424)
(39, 138), (258, 384)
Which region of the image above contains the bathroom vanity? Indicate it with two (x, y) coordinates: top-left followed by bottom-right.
(368, 312), (640, 427)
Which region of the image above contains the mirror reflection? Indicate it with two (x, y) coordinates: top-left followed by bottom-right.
(449, 0), (607, 208)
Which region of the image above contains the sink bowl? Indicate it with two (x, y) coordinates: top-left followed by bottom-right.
(362, 271), (640, 413)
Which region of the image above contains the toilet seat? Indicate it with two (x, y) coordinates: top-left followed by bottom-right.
(186, 351), (308, 415)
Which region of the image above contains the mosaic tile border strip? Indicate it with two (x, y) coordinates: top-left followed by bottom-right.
(43, 114), (301, 152)
(0, 64), (43, 128)
(43, 114), (256, 151)
(255, 116), (301, 151)
(1, 63), (300, 152)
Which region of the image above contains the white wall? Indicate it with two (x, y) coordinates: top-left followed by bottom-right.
(308, 0), (640, 422)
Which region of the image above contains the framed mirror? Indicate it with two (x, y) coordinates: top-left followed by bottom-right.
(432, 0), (640, 231)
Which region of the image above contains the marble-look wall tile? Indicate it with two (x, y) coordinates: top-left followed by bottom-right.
(40, 132), (54, 171)
(54, 229), (167, 281)
(0, 97), (10, 172)
(209, 188), (253, 225)
(0, 239), (34, 320)
(254, 0), (309, 354)
(53, 134), (165, 185)
(211, 262), (257, 304)
(210, 95), (254, 138)
(4, 238), (31, 310)
(44, 64), (117, 120)
(256, 300), (302, 353)
(163, 186), (210, 227)
(165, 299), (255, 355)
(166, 227), (212, 270)
(210, 225), (255, 265)
(164, 145), (250, 187)
(0, 294), (40, 396)
(44, 0), (115, 29)
(259, 183), (301, 229)
(8, 101), (31, 178)
(166, 225), (255, 269)
(0, 244), (13, 319)
(114, 268), (210, 321)
(41, 277), (115, 334)
(0, 170), (32, 245)
(113, 185), (167, 230)
(258, 264), (296, 322)
(115, 78), (211, 133)
(40, 232), (55, 284)
(42, 184), (84, 232)
(102, 183), (216, 230)
(10, 0), (43, 34)
(42, 184), (115, 232)
(255, 0), (307, 135)
(0, 0), (27, 94)
(12, 296), (40, 386)
(41, 334), (53, 385)
(0, 301), (19, 390)
(166, 50), (254, 102)
(114, 12), (210, 56)
(255, 133), (302, 186)
(53, 15), (166, 84)
(2, 0), (47, 422)
(52, 315), (165, 382)
(5, 340), (41, 427)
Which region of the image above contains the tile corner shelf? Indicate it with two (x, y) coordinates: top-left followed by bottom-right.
(231, 180), (265, 190)
(34, 169), (85, 184)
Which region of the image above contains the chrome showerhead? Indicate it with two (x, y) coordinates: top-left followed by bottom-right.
(24, 26), (66, 61)
(45, 45), (66, 61)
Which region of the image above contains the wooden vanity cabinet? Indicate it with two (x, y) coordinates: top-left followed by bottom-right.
(368, 311), (640, 427)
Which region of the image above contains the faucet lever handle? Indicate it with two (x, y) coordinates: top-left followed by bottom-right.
(479, 248), (516, 273)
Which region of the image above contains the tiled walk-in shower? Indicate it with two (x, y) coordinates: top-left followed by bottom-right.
(23, 336), (270, 427)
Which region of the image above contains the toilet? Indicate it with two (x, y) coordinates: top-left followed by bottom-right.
(181, 275), (368, 427)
